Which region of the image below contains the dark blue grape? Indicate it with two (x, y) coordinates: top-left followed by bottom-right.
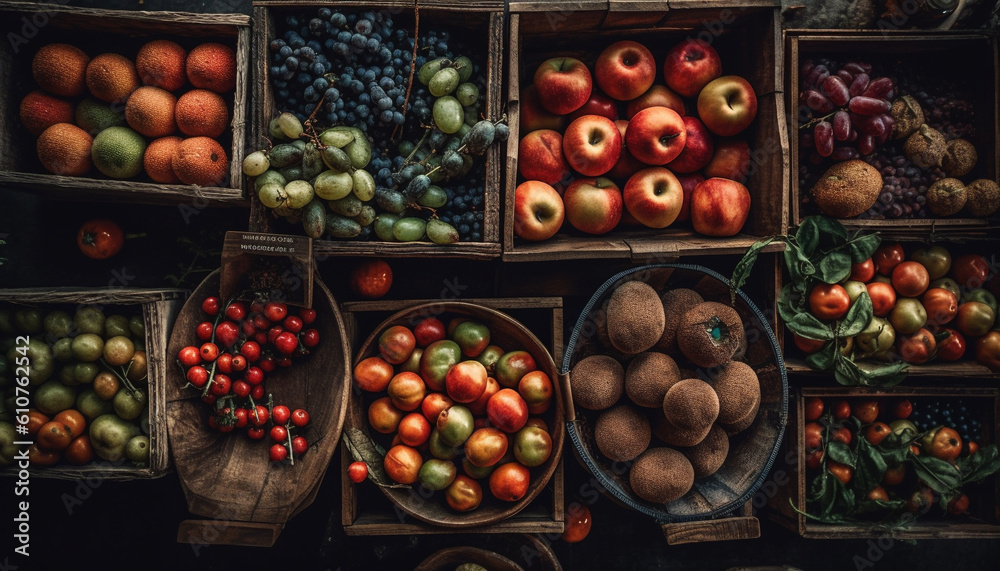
(356, 104), (370, 118)
(367, 38), (381, 53)
(330, 12), (347, 27)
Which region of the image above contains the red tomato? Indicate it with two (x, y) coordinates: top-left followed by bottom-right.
(804, 397), (825, 421)
(892, 399), (913, 420)
(832, 400), (851, 420)
(873, 242), (905, 276)
(793, 333), (826, 354)
(937, 328), (966, 361)
(922, 288), (958, 326)
(272, 405), (291, 426)
(269, 444), (288, 462)
(827, 460), (854, 484)
(77, 218), (124, 259)
(950, 254), (990, 290)
(867, 281), (897, 317)
(201, 297), (220, 316)
(974, 331), (1000, 373)
(850, 258), (876, 282)
(561, 503), (592, 543)
(851, 400), (879, 424)
(350, 259), (393, 299)
(291, 436), (308, 456)
(291, 408), (309, 427)
(178, 346), (201, 367)
(804, 421), (823, 450)
(808, 283), (851, 320)
(348, 461), (369, 483)
(896, 328), (936, 365)
(831, 426), (853, 446)
(891, 261), (930, 298)
(865, 422), (891, 446)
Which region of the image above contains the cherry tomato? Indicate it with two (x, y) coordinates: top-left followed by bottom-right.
(254, 331), (268, 346)
(270, 425), (288, 443)
(561, 503), (592, 543)
(233, 408), (249, 429)
(274, 331), (299, 355)
(201, 297), (221, 316)
(804, 397), (824, 421)
(252, 405), (270, 427)
(277, 357), (293, 368)
(882, 463), (906, 486)
(831, 426), (852, 446)
(948, 492), (970, 515)
(832, 400), (851, 420)
(202, 393), (217, 405)
(348, 461), (369, 483)
(196, 321), (214, 341)
(232, 380), (251, 398)
(850, 258), (875, 282)
(216, 353), (233, 374)
(937, 328), (966, 361)
(291, 408), (309, 427)
(77, 218), (124, 259)
(199, 342), (219, 362)
(267, 326), (285, 344)
(244, 366), (264, 386)
(804, 422), (823, 450)
(299, 308), (317, 324)
(269, 444), (288, 462)
(250, 301), (265, 315)
(210, 374), (232, 396)
(186, 365), (209, 387)
(892, 261), (930, 298)
(247, 427), (265, 440)
(250, 384), (266, 401)
(851, 400), (879, 424)
(251, 314), (271, 331)
(240, 341), (261, 362)
(892, 399), (913, 420)
(281, 315), (303, 334)
(178, 346), (201, 367)
(873, 242), (905, 276)
(806, 449), (824, 470)
(240, 319), (257, 338)
(264, 302), (288, 323)
(809, 283), (851, 320)
(291, 436), (308, 455)
(864, 422), (891, 446)
(950, 254), (990, 290)
(827, 460), (854, 484)
(301, 328), (321, 349)
(350, 258), (393, 299)
(259, 356), (277, 372)
(225, 302), (247, 322)
(271, 405), (290, 426)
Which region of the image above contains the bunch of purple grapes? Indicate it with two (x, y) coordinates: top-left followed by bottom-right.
(860, 146), (945, 219)
(799, 59), (896, 161)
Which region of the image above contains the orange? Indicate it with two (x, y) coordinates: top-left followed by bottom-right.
(186, 42), (236, 93)
(86, 53), (140, 103)
(136, 39), (187, 91)
(37, 123), (93, 176)
(125, 86), (177, 137)
(171, 136), (228, 186)
(19, 90), (74, 136)
(32, 43), (90, 97)
(175, 89), (228, 137)
(143, 136), (182, 183)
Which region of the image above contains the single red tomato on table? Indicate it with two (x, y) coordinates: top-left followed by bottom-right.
(350, 258), (393, 299)
(77, 218), (124, 259)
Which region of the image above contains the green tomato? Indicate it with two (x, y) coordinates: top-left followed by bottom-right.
(962, 289), (998, 313)
(104, 314), (132, 338)
(43, 310), (74, 338)
(7, 339), (55, 385)
(910, 245), (952, 281)
(419, 340), (462, 392)
(71, 333), (105, 362)
(74, 306), (106, 335)
(14, 309), (43, 334)
(34, 380), (77, 415)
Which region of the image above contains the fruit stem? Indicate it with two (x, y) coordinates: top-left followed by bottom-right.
(799, 111), (837, 130)
(391, 4), (420, 144)
(286, 425), (295, 466)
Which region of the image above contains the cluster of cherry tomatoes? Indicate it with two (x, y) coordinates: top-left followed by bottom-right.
(798, 243), (999, 369)
(176, 296), (319, 464)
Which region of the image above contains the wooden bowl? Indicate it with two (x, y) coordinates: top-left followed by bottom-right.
(164, 269), (351, 544)
(350, 302), (565, 528)
(413, 534), (562, 571)
(563, 264), (788, 525)
(415, 546), (524, 571)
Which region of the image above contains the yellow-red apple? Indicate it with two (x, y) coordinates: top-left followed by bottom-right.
(662, 38), (722, 98)
(595, 40), (656, 101)
(623, 167), (684, 229)
(518, 129), (570, 185)
(514, 180), (565, 241)
(563, 176), (623, 235)
(667, 116), (715, 173)
(624, 106), (686, 166)
(689, 177), (751, 236)
(533, 57), (592, 115)
(562, 114), (622, 177)
(697, 75), (757, 137)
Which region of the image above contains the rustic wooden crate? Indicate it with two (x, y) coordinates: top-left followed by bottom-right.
(786, 30), (1000, 239)
(0, 287), (185, 479)
(0, 1), (251, 206)
(502, 2), (788, 262)
(768, 386), (1000, 539)
(339, 297), (566, 535)
(249, 1), (503, 259)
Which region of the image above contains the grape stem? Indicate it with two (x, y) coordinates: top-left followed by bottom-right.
(402, 128), (433, 166)
(391, 4), (420, 144)
(799, 111), (837, 130)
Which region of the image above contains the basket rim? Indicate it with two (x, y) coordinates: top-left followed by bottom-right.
(350, 300), (565, 528)
(560, 262), (789, 524)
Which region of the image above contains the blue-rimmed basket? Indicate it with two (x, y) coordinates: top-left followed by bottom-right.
(561, 264), (788, 541)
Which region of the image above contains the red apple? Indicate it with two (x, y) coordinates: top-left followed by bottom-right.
(675, 172), (705, 222)
(563, 177), (623, 235)
(704, 137), (751, 182)
(514, 180), (565, 241)
(624, 106), (686, 166)
(562, 114), (622, 177)
(595, 40), (656, 101)
(697, 75), (758, 137)
(520, 85), (567, 134)
(518, 129), (570, 185)
(689, 177), (751, 237)
(662, 38), (722, 98)
(568, 88), (619, 123)
(607, 119), (644, 181)
(667, 116), (715, 173)
(626, 84), (685, 119)
(533, 57), (592, 115)
(623, 167), (684, 229)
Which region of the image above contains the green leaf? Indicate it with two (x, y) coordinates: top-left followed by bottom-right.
(730, 237), (779, 306)
(787, 311), (836, 341)
(342, 428), (410, 489)
(957, 444), (1000, 485)
(795, 218), (821, 257)
(857, 361), (909, 387)
(848, 233), (880, 263)
(810, 215), (850, 246)
(910, 454), (962, 497)
(833, 353), (864, 386)
(784, 245), (816, 283)
(817, 249), (853, 284)
(853, 435), (889, 495)
(879, 432), (918, 466)
(839, 292), (874, 338)
(853, 498), (906, 518)
(827, 440), (856, 468)
(805, 340), (838, 370)
(778, 283), (808, 322)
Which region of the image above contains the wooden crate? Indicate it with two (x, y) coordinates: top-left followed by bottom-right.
(249, 1), (504, 259)
(339, 297), (565, 535)
(0, 287), (185, 479)
(768, 386), (1000, 539)
(787, 30), (1000, 239)
(502, 1), (788, 262)
(0, 2), (251, 206)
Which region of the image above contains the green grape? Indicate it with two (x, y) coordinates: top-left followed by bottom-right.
(257, 182), (285, 209)
(276, 112), (303, 139)
(352, 205), (377, 227)
(455, 83), (479, 106)
(344, 133), (371, 169)
(242, 150), (270, 177)
(453, 56), (473, 83)
(464, 104), (479, 127)
(278, 164), (304, 182)
(375, 187), (407, 214)
(253, 169), (286, 191)
(424, 155), (444, 183)
(326, 214), (362, 238)
(426, 219), (460, 245)
(267, 143), (302, 169)
(313, 170), (353, 200)
(373, 214), (399, 241)
(319, 126), (355, 148)
(283, 180), (314, 209)
(328, 193), (363, 217)
(301, 142), (324, 180)
(301, 199), (327, 239)
(418, 57), (450, 85)
(392, 217), (427, 242)
(429, 67), (460, 97)
(321, 145), (353, 173)
(352, 169), (376, 201)
(417, 185), (448, 208)
(433, 96), (464, 134)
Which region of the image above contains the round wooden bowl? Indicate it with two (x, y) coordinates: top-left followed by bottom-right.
(414, 546), (524, 571)
(562, 264), (788, 523)
(350, 301), (564, 528)
(164, 269), (351, 531)
(413, 534), (562, 571)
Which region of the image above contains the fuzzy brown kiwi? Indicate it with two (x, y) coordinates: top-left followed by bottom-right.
(683, 424), (729, 478)
(653, 413), (712, 447)
(594, 404), (651, 462)
(662, 378), (719, 433)
(606, 280), (665, 355)
(625, 352), (681, 408)
(719, 388), (760, 436)
(629, 447), (694, 504)
(570, 355), (624, 411)
(711, 360), (760, 426)
(676, 302), (745, 368)
(653, 288), (705, 354)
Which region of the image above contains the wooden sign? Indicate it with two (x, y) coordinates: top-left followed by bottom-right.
(220, 232), (314, 308)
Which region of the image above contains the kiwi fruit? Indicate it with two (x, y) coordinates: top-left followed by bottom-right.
(653, 413), (712, 447)
(684, 424), (729, 478)
(964, 179), (1000, 217)
(594, 404), (650, 462)
(676, 302), (745, 368)
(629, 447), (694, 504)
(662, 378), (719, 433)
(653, 288), (704, 354)
(809, 159), (882, 218)
(570, 355), (624, 411)
(711, 360), (760, 426)
(605, 280), (665, 355)
(625, 352), (681, 408)
(720, 388), (761, 436)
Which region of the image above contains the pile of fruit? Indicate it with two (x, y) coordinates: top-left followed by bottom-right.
(798, 58), (999, 220)
(0, 304), (153, 468)
(21, 40), (237, 186)
(514, 38), (759, 242)
(174, 297), (319, 464)
(250, 7), (505, 244)
(569, 278), (760, 504)
(802, 395), (999, 526)
(351, 315), (556, 513)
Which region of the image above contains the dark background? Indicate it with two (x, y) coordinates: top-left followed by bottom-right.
(2, 0), (1000, 569)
